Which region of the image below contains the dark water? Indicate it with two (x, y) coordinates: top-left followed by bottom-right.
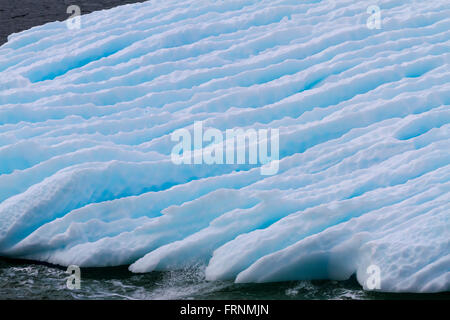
(0, 0), (148, 45)
(1, 258), (448, 300)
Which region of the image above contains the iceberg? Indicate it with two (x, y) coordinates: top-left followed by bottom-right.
(0, 0), (449, 293)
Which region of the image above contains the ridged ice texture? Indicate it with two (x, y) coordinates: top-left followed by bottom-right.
(0, 0), (449, 293)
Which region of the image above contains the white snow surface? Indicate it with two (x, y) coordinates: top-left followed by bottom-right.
(0, 0), (449, 293)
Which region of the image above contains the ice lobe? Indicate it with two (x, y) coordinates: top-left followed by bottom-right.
(0, 0), (449, 292)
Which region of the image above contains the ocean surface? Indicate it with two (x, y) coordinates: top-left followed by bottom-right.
(0, 258), (448, 300)
(0, 0), (147, 45)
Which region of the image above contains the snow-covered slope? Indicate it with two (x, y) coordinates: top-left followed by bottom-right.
(0, 0), (449, 293)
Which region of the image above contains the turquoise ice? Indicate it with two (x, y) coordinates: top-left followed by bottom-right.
(0, 0), (448, 293)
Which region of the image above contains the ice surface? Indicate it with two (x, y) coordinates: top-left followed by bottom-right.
(0, 0), (449, 293)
